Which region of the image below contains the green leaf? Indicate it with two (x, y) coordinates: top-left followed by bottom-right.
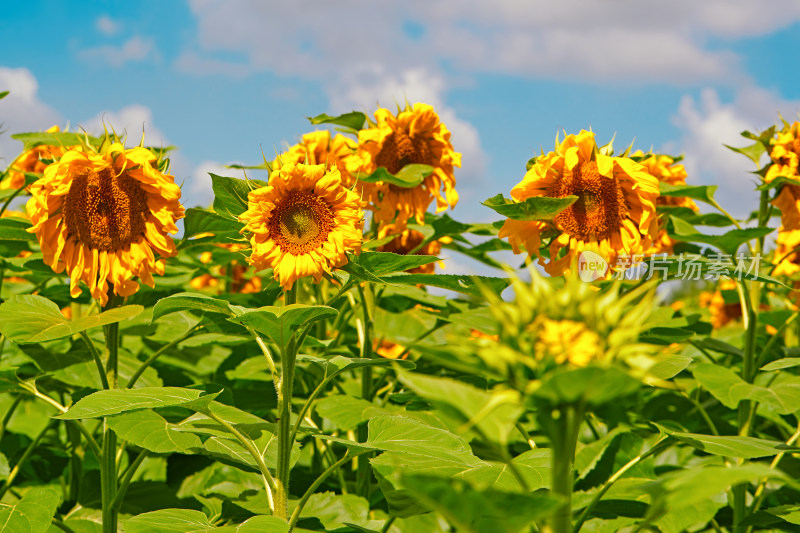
(152, 293), (234, 322)
(724, 141), (766, 165)
(761, 358), (800, 371)
(296, 493), (381, 532)
(0, 217), (34, 241)
(368, 415), (483, 465)
(0, 295), (142, 344)
(396, 370), (522, 445)
(482, 193), (577, 221)
(210, 173), (266, 221)
(124, 509), (215, 533)
(647, 353), (692, 380)
(400, 475), (561, 533)
(342, 251), (440, 278)
(11, 131), (95, 150)
(0, 91), (8, 100)
(0, 486), (61, 533)
(181, 208), (243, 242)
(534, 366), (641, 406)
(106, 409), (203, 453)
(381, 273), (510, 297)
(692, 338), (743, 358)
(659, 182), (718, 205)
(357, 164), (433, 188)
(229, 304), (337, 346)
(670, 431), (800, 458)
(693, 362), (800, 414)
(668, 217), (774, 255)
(58, 387), (215, 419)
(307, 111), (366, 131)
(459, 449), (551, 492)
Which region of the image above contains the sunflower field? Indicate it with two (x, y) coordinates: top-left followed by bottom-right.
(1, 93), (800, 533)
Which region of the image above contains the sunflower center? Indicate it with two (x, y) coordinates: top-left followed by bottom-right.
(375, 130), (432, 174)
(63, 166), (148, 251)
(547, 161), (627, 241)
(269, 189), (335, 255)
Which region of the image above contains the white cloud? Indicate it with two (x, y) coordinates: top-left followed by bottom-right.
(670, 86), (800, 218)
(188, 161), (246, 209)
(82, 104), (168, 147)
(95, 15), (120, 37)
(79, 36), (158, 67)
(174, 51), (250, 78)
(0, 67), (62, 167)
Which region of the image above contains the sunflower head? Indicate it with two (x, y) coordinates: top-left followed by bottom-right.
(498, 130), (660, 276)
(238, 162), (364, 290)
(273, 130), (358, 187)
(699, 279), (741, 329)
(25, 138), (184, 305)
(351, 103), (461, 232)
(766, 121), (800, 183)
(1, 125), (72, 190)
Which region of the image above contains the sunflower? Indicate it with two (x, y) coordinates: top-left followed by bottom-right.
(534, 318), (602, 367)
(26, 142), (184, 305)
(766, 121), (800, 184)
(635, 151), (698, 254)
(238, 162), (363, 290)
(773, 183), (800, 231)
(773, 228), (800, 278)
(499, 130), (660, 276)
(273, 130), (358, 187)
(1, 125), (71, 190)
(352, 103), (460, 233)
(699, 279), (741, 329)
(375, 339), (407, 359)
(377, 228), (442, 274)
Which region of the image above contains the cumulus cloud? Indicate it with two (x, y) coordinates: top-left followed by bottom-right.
(95, 15), (120, 37)
(670, 86), (800, 218)
(79, 36), (159, 67)
(0, 67), (62, 167)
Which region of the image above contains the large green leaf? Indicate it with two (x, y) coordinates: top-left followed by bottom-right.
(0, 217), (34, 241)
(124, 509), (216, 533)
(400, 475), (560, 533)
(152, 293), (235, 322)
(210, 173), (267, 221)
(381, 273), (510, 297)
(669, 431), (800, 458)
(368, 415), (483, 465)
(659, 182), (718, 205)
(342, 251), (440, 278)
(0, 295), (142, 344)
(482, 193), (577, 221)
(11, 131), (96, 150)
(668, 217), (774, 255)
(534, 366), (641, 406)
(396, 370), (522, 445)
(181, 207), (243, 242)
(229, 304), (337, 346)
(296, 492), (382, 531)
(0, 486), (61, 533)
(106, 409), (203, 453)
(58, 387), (218, 419)
(357, 164), (432, 188)
(693, 362), (800, 414)
(307, 111), (366, 132)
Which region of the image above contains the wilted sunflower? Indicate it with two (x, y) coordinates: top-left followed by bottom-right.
(499, 130), (660, 276)
(352, 103), (460, 233)
(377, 228), (443, 274)
(238, 162), (363, 290)
(635, 151), (698, 254)
(26, 142), (184, 305)
(1, 125), (72, 190)
(273, 130), (358, 187)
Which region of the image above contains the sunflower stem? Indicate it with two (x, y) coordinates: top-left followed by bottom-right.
(101, 306), (120, 533)
(550, 404), (583, 533)
(275, 283), (298, 521)
(0, 185), (24, 218)
(356, 283), (374, 501)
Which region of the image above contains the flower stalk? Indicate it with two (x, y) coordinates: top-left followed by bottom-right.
(275, 283), (299, 520)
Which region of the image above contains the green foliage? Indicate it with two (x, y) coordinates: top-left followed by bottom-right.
(483, 193), (577, 221)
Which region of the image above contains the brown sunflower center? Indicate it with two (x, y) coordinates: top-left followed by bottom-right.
(547, 161), (627, 241)
(63, 166), (148, 251)
(269, 189), (335, 254)
(375, 130), (433, 174)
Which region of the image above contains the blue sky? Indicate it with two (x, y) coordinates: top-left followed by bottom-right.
(2, 0), (800, 273)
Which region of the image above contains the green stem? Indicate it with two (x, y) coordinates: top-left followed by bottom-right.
(551, 405), (583, 533)
(356, 283), (373, 501)
(287, 450), (371, 532)
(0, 396), (21, 442)
(573, 436), (671, 532)
(380, 517), (397, 533)
(80, 332), (110, 390)
(203, 409), (276, 510)
(0, 186), (24, 218)
(101, 321), (120, 533)
(24, 386), (102, 459)
(0, 419), (53, 499)
(51, 518), (78, 533)
(113, 449), (147, 511)
(275, 284), (298, 520)
(127, 327), (200, 388)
